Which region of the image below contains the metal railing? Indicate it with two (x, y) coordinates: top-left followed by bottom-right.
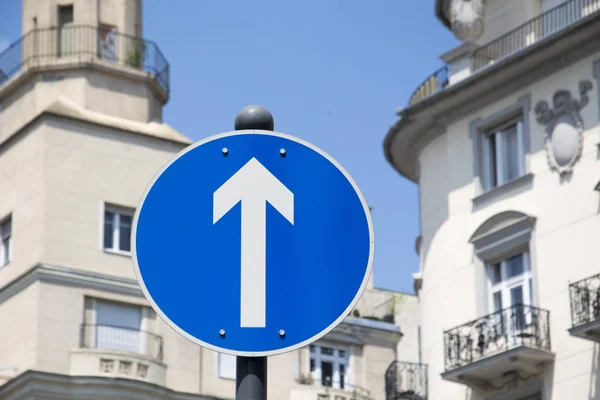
(443, 304), (551, 371)
(385, 361), (427, 400)
(406, 0), (600, 106)
(408, 66), (449, 106)
(0, 25), (169, 94)
(80, 323), (163, 361)
(472, 0), (600, 71)
(570, 273), (600, 328)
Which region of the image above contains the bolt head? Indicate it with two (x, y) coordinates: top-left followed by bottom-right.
(280, 148), (286, 157)
(219, 329), (226, 337)
(222, 148), (229, 156)
(279, 329), (286, 337)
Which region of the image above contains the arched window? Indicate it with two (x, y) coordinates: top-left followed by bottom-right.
(470, 211), (536, 316)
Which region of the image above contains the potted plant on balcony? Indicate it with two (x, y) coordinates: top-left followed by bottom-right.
(126, 39), (146, 69)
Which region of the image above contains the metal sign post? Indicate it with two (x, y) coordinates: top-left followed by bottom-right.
(232, 106), (274, 400)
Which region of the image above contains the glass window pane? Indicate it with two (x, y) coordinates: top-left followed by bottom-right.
(321, 361), (333, 386)
(104, 218), (114, 249)
(340, 364), (345, 389)
(310, 359), (315, 371)
(119, 223), (131, 252)
(487, 133), (498, 188)
(493, 292), (503, 312)
(502, 124), (520, 181)
(339, 350), (346, 358)
(309, 345), (315, 353)
(321, 347), (334, 356)
(104, 211), (114, 223)
(506, 254), (525, 278)
(0, 218), (11, 238)
(511, 286), (524, 306)
(489, 263), (502, 284)
(120, 214), (132, 227)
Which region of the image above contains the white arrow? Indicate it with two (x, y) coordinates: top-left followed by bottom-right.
(213, 157), (294, 328)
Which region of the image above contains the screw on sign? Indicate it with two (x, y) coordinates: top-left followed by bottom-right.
(132, 106), (374, 400)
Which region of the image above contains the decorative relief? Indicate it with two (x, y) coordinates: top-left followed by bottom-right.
(534, 80), (593, 175)
(100, 359), (114, 373)
(137, 363), (149, 378)
(450, 0), (486, 42)
(119, 360), (132, 375)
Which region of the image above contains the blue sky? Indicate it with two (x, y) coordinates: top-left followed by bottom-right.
(0, 1), (459, 293)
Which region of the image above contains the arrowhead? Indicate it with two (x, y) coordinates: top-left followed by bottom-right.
(213, 158), (294, 225)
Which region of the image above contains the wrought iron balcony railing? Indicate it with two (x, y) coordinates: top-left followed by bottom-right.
(407, 0), (600, 106)
(407, 66), (448, 106)
(570, 273), (600, 328)
(385, 361), (427, 400)
(471, 0), (600, 70)
(80, 323), (163, 361)
(443, 304), (551, 371)
(0, 25), (169, 94)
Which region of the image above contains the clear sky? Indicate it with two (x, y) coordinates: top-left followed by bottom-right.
(0, 1), (459, 293)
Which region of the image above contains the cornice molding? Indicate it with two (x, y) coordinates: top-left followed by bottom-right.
(0, 264), (143, 306)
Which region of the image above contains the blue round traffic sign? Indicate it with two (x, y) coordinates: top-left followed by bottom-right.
(132, 130), (374, 356)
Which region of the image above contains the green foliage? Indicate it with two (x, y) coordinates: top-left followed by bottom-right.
(126, 39), (146, 69)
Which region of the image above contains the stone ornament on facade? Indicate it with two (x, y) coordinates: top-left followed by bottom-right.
(534, 80), (593, 175)
(99, 359), (114, 373)
(450, 0), (486, 42)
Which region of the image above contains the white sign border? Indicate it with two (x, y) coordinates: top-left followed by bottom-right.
(131, 129), (376, 357)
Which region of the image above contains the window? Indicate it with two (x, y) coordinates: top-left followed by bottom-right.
(482, 118), (525, 190)
(218, 353), (236, 380)
(0, 215), (12, 267)
(94, 299), (142, 354)
(310, 343), (348, 390)
(98, 23), (118, 61)
(58, 5), (74, 56)
(471, 96), (531, 194)
(103, 204), (134, 254)
(488, 251), (532, 313)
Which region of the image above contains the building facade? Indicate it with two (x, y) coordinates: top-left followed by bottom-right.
(0, 1), (421, 399)
(384, 0), (600, 399)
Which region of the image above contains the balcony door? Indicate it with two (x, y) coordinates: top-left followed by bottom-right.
(95, 300), (142, 354)
(58, 5), (74, 57)
(488, 251), (533, 344)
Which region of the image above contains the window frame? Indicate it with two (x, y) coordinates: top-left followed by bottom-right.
(102, 203), (134, 256)
(470, 95), (532, 195)
(486, 250), (533, 314)
(309, 342), (349, 390)
(0, 214), (12, 268)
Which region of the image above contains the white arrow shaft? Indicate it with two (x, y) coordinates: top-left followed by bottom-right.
(240, 197), (267, 328)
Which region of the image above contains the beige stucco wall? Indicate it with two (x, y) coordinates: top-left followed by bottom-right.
(417, 51), (600, 399)
(41, 116), (184, 279)
(0, 282), (40, 382)
(22, 0), (141, 36)
(0, 122), (46, 287)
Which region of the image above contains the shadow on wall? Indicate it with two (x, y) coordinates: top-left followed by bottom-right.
(589, 343), (600, 399)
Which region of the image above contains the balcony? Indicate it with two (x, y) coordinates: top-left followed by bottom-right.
(290, 380), (374, 400)
(407, 0), (600, 106)
(71, 323), (166, 386)
(385, 362), (427, 400)
(442, 305), (554, 389)
(569, 273), (600, 341)
(0, 25), (169, 95)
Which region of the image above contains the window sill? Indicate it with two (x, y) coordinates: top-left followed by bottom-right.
(218, 376), (236, 381)
(472, 173), (534, 208)
(103, 248), (132, 258)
